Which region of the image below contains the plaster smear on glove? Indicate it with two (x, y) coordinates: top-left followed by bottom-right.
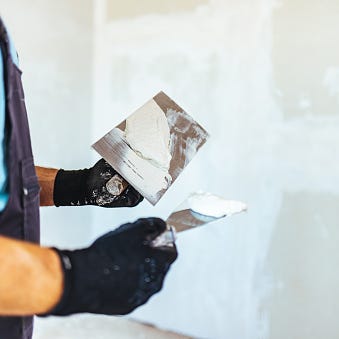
(188, 191), (247, 218)
(124, 99), (172, 190)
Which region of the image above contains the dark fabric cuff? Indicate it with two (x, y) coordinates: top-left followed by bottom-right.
(53, 169), (89, 206)
(38, 248), (73, 317)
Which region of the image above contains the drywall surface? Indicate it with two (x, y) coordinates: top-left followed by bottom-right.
(264, 192), (339, 339)
(273, 0), (339, 118)
(91, 0), (339, 338)
(91, 1), (278, 338)
(2, 0), (94, 248)
(106, 0), (209, 21)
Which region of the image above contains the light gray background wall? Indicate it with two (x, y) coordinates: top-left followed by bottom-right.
(2, 0), (94, 248)
(2, 1), (339, 339)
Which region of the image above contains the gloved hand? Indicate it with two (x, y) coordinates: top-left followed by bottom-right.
(53, 159), (143, 207)
(43, 218), (177, 316)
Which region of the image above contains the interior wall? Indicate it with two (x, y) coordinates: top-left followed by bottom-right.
(265, 1), (339, 338)
(92, 0), (339, 338)
(1, 0), (94, 248)
(91, 0), (277, 338)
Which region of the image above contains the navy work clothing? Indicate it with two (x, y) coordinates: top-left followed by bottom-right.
(0, 18), (40, 339)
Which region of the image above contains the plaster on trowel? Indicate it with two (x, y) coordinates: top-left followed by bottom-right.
(92, 91), (209, 205)
(151, 191), (248, 247)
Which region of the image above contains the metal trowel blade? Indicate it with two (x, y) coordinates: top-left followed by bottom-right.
(92, 91), (209, 205)
(151, 208), (219, 247)
(166, 197), (247, 233)
(166, 209), (219, 233)
(151, 194), (247, 247)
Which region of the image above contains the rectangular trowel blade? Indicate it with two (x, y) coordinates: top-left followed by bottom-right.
(92, 91), (209, 205)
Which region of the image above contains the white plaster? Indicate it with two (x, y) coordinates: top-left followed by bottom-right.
(105, 128), (172, 203)
(125, 99), (172, 171)
(188, 191), (247, 218)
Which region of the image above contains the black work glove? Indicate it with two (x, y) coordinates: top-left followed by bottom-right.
(53, 158), (143, 207)
(42, 218), (177, 316)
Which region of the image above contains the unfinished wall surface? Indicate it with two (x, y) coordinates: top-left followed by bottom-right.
(91, 0), (278, 338)
(1, 0), (339, 338)
(265, 192), (339, 339)
(264, 1), (339, 338)
(91, 0), (339, 338)
(1, 0), (94, 248)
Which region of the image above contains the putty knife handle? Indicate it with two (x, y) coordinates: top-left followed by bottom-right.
(106, 174), (129, 196)
(151, 226), (177, 247)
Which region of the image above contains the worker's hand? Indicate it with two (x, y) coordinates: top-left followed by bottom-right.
(42, 218), (177, 316)
(53, 159), (143, 207)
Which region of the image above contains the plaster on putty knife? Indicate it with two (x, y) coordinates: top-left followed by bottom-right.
(151, 191), (248, 247)
(92, 91), (209, 205)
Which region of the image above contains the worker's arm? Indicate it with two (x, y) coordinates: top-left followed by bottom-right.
(35, 159), (143, 207)
(0, 218), (177, 316)
(35, 166), (58, 206)
(0, 236), (63, 315)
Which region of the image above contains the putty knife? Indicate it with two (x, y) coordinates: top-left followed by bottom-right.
(151, 192), (248, 247)
(92, 92), (209, 205)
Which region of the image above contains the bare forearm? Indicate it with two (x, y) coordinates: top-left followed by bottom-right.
(35, 166), (58, 206)
(0, 236), (63, 315)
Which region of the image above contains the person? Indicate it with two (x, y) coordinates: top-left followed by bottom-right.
(0, 17), (177, 339)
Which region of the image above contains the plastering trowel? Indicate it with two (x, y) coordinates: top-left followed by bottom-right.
(92, 91), (209, 205)
(151, 191), (248, 247)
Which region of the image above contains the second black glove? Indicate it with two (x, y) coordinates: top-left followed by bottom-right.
(42, 218), (177, 316)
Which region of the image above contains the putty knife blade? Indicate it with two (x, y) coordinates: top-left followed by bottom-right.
(92, 91), (209, 205)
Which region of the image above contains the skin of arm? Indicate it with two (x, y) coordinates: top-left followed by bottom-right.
(0, 236), (63, 315)
(35, 166), (58, 206)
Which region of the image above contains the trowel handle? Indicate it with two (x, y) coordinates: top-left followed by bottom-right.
(151, 226), (177, 247)
(106, 174), (129, 196)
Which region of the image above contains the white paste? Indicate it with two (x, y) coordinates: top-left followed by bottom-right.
(188, 191), (247, 218)
(124, 99), (172, 171)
